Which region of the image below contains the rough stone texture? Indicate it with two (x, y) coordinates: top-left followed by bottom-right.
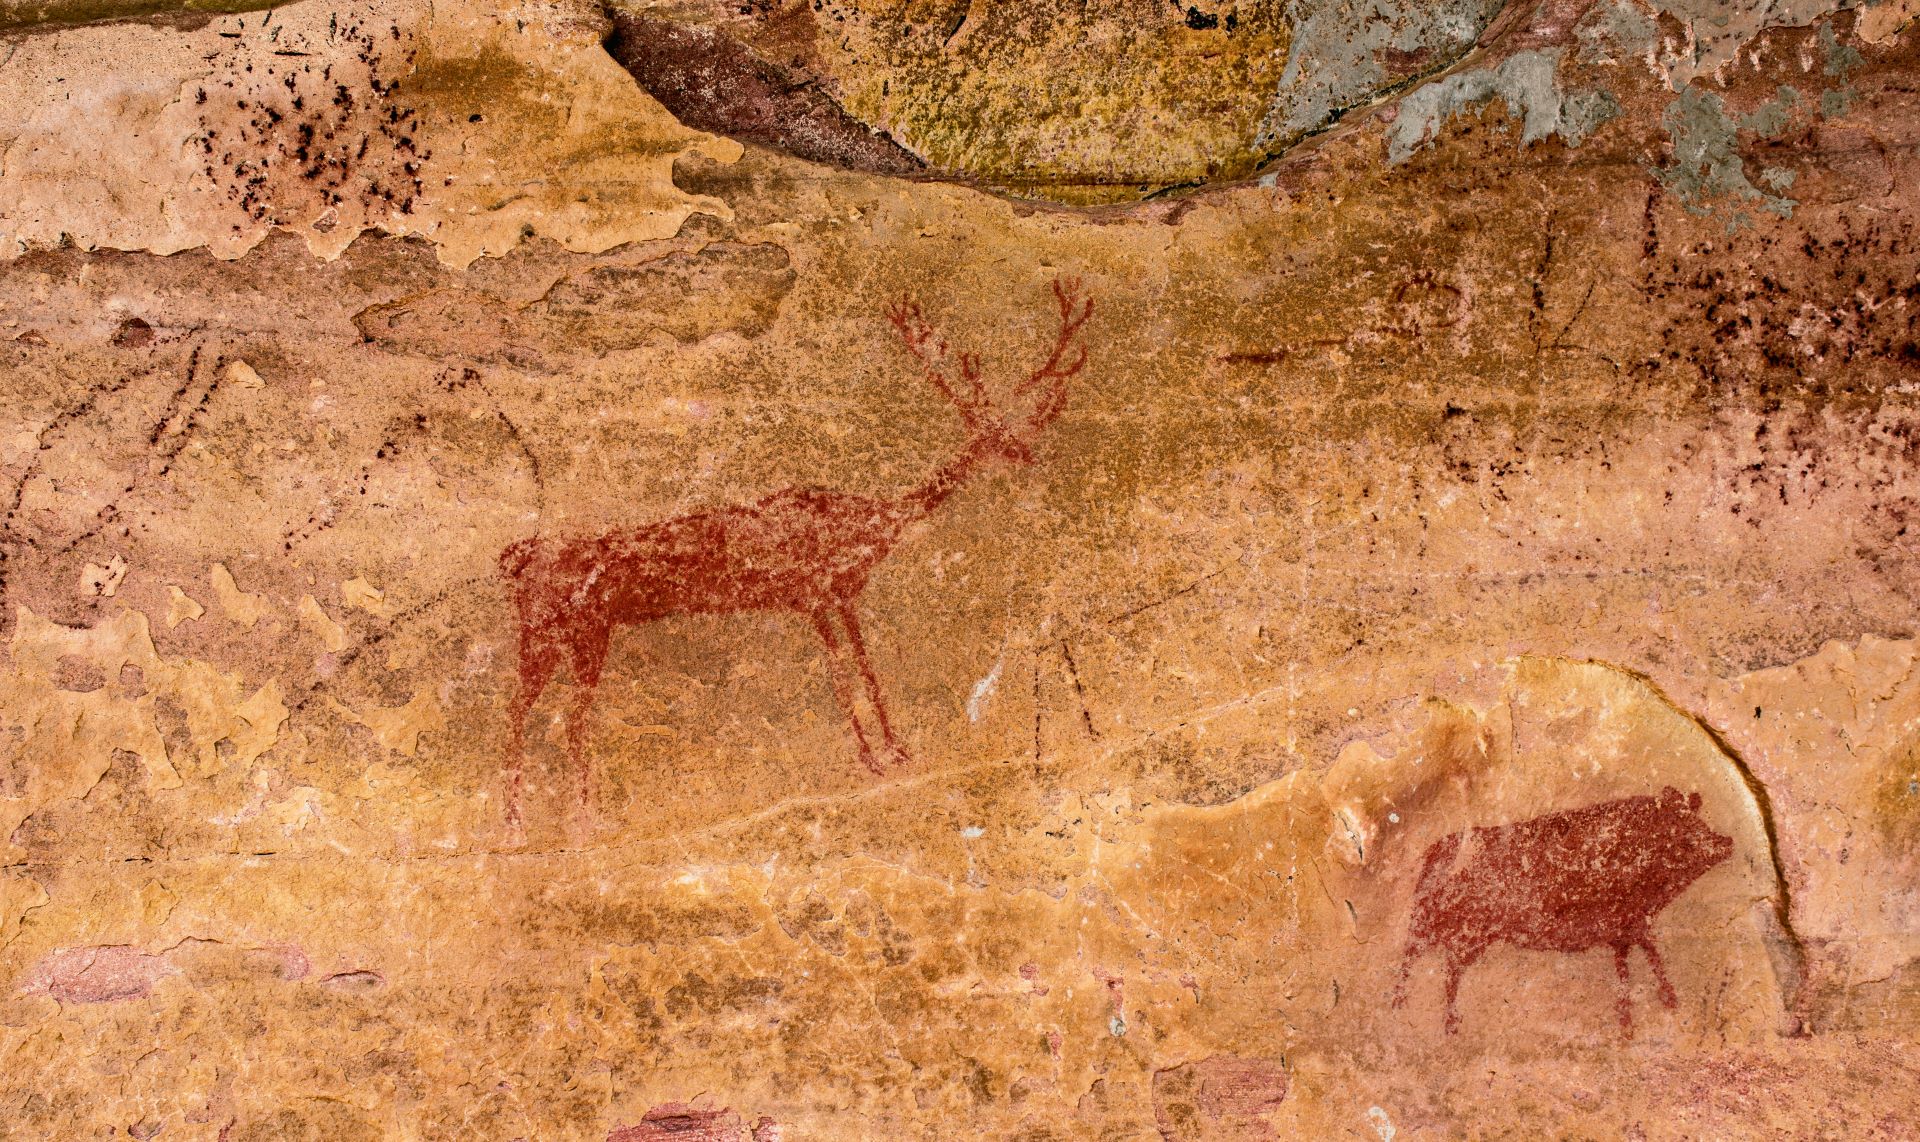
(1, 0), (1919, 1138)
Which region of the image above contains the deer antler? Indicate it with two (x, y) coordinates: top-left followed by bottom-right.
(887, 279), (1093, 444)
(887, 298), (991, 431)
(1015, 277), (1093, 434)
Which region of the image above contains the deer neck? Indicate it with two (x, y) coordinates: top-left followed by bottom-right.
(896, 436), (995, 521)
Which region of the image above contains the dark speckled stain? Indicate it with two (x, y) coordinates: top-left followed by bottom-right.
(604, 12), (926, 176)
(1391, 787), (1735, 1037)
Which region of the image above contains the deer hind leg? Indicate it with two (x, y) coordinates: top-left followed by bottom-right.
(506, 625), (563, 831)
(1613, 942), (1638, 1039)
(810, 610), (880, 774)
(1639, 934), (1679, 1009)
(565, 625), (613, 813)
(836, 601), (908, 767)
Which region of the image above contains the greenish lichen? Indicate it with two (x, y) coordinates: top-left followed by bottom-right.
(1819, 20), (1865, 115)
(1820, 19), (1865, 77)
(1741, 85), (1802, 136)
(1656, 85), (1796, 223)
(1576, 0), (1659, 65)
(1642, 0), (1867, 87)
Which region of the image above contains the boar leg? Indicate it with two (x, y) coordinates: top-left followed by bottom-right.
(1613, 943), (1637, 1039)
(1389, 943), (1420, 1010)
(1441, 952), (1467, 1035)
(1639, 935), (1679, 1008)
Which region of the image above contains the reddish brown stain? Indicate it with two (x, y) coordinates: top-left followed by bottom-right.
(1020, 961), (1050, 996)
(274, 943), (311, 981)
(111, 317), (156, 348)
(605, 13), (926, 177)
(499, 280), (1091, 827)
(1151, 1055), (1289, 1141)
(608, 1103), (760, 1142)
(1391, 786), (1735, 1037)
(21, 945), (175, 1004)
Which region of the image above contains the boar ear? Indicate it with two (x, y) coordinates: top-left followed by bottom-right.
(1660, 785), (1683, 807)
(1689, 791), (1702, 812)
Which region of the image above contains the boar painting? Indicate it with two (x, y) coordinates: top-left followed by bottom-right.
(1392, 787), (1735, 1038)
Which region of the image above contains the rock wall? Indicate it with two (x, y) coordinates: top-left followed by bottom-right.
(1, 0), (1917, 1137)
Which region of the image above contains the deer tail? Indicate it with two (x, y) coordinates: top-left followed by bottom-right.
(498, 537), (540, 581)
(1410, 830), (1462, 904)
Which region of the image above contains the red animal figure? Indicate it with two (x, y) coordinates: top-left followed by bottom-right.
(1389, 786), (1734, 1038)
(498, 279), (1092, 828)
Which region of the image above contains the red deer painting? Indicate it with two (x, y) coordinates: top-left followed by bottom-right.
(1390, 786), (1735, 1038)
(498, 279), (1093, 827)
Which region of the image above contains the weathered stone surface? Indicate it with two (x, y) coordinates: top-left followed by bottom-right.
(0, 0), (739, 264)
(608, 0), (1503, 200)
(1, 0), (1918, 1137)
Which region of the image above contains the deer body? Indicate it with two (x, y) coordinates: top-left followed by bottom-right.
(500, 280), (1091, 828)
(504, 489), (912, 627)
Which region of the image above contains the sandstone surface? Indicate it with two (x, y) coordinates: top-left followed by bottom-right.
(1, 0), (1918, 1137)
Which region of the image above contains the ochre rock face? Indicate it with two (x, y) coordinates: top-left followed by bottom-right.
(1, 0), (1918, 1137)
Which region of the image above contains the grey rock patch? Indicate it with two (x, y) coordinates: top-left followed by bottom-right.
(1741, 85), (1803, 136)
(1656, 85), (1796, 220)
(1577, 0), (1660, 64)
(1820, 18), (1866, 77)
(1257, 0), (1504, 149)
(1385, 49), (1621, 165)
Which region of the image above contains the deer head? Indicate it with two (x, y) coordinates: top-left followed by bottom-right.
(887, 278), (1093, 466)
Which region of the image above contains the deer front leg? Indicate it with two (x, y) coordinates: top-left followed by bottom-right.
(810, 610), (882, 775)
(836, 601), (909, 768)
(506, 626), (562, 833)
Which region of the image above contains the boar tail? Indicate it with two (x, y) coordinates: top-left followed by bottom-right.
(1411, 830), (1462, 905)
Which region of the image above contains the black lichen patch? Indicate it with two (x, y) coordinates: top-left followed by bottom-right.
(191, 8), (430, 233)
